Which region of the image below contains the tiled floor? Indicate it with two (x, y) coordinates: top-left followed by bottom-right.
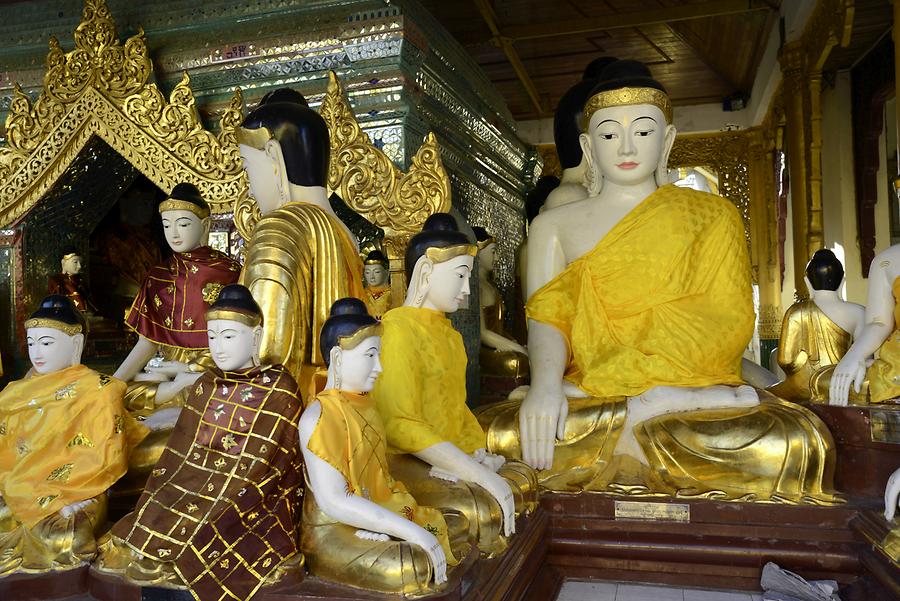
(556, 580), (765, 601)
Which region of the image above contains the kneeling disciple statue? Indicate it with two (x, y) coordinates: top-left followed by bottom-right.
(372, 214), (537, 557)
(95, 285), (304, 601)
(300, 298), (469, 594)
(0, 296), (147, 576)
(478, 59), (840, 504)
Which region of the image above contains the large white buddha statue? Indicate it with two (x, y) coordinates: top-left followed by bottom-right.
(480, 59), (840, 503)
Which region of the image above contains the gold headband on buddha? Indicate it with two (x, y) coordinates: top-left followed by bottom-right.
(24, 318), (83, 336)
(476, 236), (495, 251)
(582, 87), (673, 128)
(425, 244), (477, 264)
(235, 125), (274, 150)
(62, 252), (78, 261)
(338, 324), (383, 351)
(365, 256), (388, 266)
(205, 308), (262, 328)
(158, 198), (210, 219)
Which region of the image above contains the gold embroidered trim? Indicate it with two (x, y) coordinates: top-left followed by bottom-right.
(24, 318), (82, 335)
(338, 324), (384, 351)
(424, 244), (477, 264)
(205, 308), (262, 328)
(158, 198), (210, 219)
(47, 463), (74, 483)
(582, 86), (673, 127)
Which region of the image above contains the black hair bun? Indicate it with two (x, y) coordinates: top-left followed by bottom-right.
(260, 88), (309, 107)
(330, 297), (368, 317)
(422, 213), (459, 233)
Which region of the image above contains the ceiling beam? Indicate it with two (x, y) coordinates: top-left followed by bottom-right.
(472, 0), (546, 117)
(491, 0), (774, 42)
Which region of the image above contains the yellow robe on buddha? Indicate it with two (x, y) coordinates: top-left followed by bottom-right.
(373, 306), (538, 555)
(240, 202), (364, 400)
(302, 389), (466, 595)
(481, 185), (841, 504)
(0, 365), (148, 574)
(868, 276), (900, 403)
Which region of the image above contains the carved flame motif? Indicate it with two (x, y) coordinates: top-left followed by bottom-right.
(0, 0), (246, 226)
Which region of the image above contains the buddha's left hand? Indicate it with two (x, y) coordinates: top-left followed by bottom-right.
(59, 498), (95, 519)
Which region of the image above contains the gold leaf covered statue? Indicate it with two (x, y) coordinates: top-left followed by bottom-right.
(769, 249), (866, 403)
(479, 59), (841, 504)
(95, 285), (303, 600)
(237, 88), (364, 399)
(0, 295), (147, 576)
(372, 214), (537, 556)
(299, 298), (469, 594)
(47, 246), (97, 314)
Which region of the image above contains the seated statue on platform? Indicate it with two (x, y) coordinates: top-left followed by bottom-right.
(48, 246), (97, 315)
(237, 88), (364, 399)
(478, 59), (840, 504)
(95, 285), (303, 600)
(0, 296), (147, 576)
(831, 243), (900, 405)
(300, 297), (469, 594)
(372, 214), (537, 557)
(474, 227), (529, 381)
(362, 250), (392, 319)
(769, 250), (865, 403)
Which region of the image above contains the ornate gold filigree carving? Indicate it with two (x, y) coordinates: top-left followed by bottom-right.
(0, 0), (246, 227)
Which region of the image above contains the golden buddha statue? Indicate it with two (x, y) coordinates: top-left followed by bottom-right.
(830, 241), (900, 405)
(362, 249), (392, 319)
(0, 296), (147, 576)
(769, 250), (866, 403)
(237, 88), (364, 399)
(47, 247), (97, 315)
(473, 227), (529, 381)
(479, 59), (840, 504)
(372, 214), (537, 557)
(300, 298), (469, 594)
(95, 285), (304, 600)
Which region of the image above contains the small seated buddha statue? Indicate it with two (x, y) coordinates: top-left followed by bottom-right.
(372, 214), (537, 557)
(362, 249), (392, 319)
(769, 249), (865, 403)
(95, 285), (303, 600)
(831, 242), (900, 405)
(473, 227), (529, 382)
(479, 59), (840, 504)
(47, 246), (97, 315)
(300, 298), (470, 594)
(0, 296), (147, 576)
(237, 88), (364, 399)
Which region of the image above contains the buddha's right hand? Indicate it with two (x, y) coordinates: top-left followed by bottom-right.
(829, 352), (867, 406)
(519, 384), (566, 470)
(403, 527), (447, 585)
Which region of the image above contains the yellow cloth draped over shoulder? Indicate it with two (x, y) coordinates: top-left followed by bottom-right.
(302, 389), (462, 594)
(868, 276), (900, 403)
(363, 285), (392, 320)
(373, 306), (485, 454)
(481, 185), (841, 504)
(240, 203), (364, 400)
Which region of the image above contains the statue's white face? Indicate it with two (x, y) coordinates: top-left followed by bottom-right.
(479, 242), (496, 272)
(423, 255), (474, 313)
(334, 335), (382, 393)
(239, 142), (286, 216)
(27, 327), (81, 374)
(61, 255), (82, 276)
(363, 264), (389, 287)
(584, 103), (669, 187)
(161, 210), (206, 253)
(207, 319), (260, 372)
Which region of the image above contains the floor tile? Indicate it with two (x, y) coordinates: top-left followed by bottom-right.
(557, 580), (618, 601)
(683, 589), (753, 601)
(616, 584), (685, 601)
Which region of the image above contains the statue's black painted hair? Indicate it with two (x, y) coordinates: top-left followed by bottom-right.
(553, 57), (617, 169)
(404, 213), (471, 282)
(320, 298), (378, 366)
(806, 249), (844, 291)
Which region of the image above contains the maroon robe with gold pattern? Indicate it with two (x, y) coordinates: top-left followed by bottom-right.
(111, 364), (303, 601)
(125, 246), (240, 349)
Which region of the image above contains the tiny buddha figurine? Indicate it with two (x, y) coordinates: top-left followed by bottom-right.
(474, 227), (529, 381)
(769, 250), (865, 402)
(372, 214), (537, 556)
(114, 182), (241, 417)
(831, 239), (900, 405)
(0, 296), (147, 576)
(47, 246), (97, 314)
(362, 249), (392, 319)
(479, 59), (840, 504)
(299, 298), (469, 594)
(237, 88), (364, 398)
(95, 285), (303, 600)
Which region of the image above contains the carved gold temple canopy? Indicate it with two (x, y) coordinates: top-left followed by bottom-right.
(0, 0), (245, 227)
